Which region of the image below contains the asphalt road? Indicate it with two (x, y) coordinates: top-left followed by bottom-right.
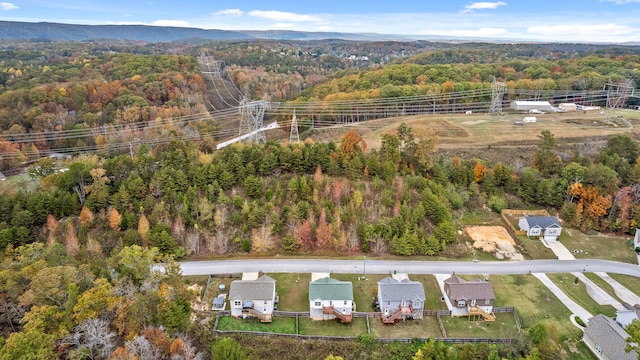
(179, 258), (640, 277)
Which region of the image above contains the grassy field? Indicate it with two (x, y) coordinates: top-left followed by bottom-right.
(298, 317), (367, 336)
(516, 235), (557, 260)
(369, 315), (443, 338)
(216, 315), (297, 334)
(0, 174), (39, 195)
(332, 273), (386, 312)
(440, 312), (519, 339)
(547, 274), (617, 318)
(560, 229), (637, 264)
(270, 273), (311, 311)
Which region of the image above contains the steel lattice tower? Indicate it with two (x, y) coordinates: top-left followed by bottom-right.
(240, 100), (268, 144)
(289, 110), (300, 144)
(490, 78), (507, 114)
(605, 79), (633, 123)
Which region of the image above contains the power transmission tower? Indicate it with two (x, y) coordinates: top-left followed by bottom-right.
(240, 100), (269, 144)
(289, 110), (300, 144)
(490, 77), (507, 114)
(198, 52), (223, 78)
(604, 79), (633, 123)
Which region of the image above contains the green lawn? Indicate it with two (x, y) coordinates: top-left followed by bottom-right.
(216, 315), (297, 334)
(270, 273), (311, 311)
(547, 274), (617, 318)
(368, 315), (443, 339)
(516, 235), (557, 260)
(560, 229), (637, 264)
(440, 312), (519, 339)
(410, 275), (448, 311)
(298, 317), (367, 336)
(333, 273), (386, 312)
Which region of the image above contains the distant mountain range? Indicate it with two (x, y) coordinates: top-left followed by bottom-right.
(0, 20), (638, 45)
(0, 21), (421, 42)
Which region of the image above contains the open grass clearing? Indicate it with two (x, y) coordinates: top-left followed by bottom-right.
(547, 274), (617, 318)
(561, 229), (637, 264)
(489, 274), (579, 340)
(369, 315), (442, 339)
(515, 235), (557, 260)
(440, 312), (518, 339)
(270, 273), (310, 312)
(216, 315), (297, 334)
(332, 273), (386, 312)
(298, 317), (367, 336)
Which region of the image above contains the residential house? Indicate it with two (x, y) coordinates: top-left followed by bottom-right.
(616, 305), (640, 328)
(229, 275), (276, 322)
(308, 277), (354, 323)
(443, 275), (496, 321)
(583, 314), (637, 360)
(377, 277), (425, 324)
(518, 216), (562, 241)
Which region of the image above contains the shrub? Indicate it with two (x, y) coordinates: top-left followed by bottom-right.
(488, 195), (508, 213)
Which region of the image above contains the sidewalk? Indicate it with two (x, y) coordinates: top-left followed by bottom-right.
(533, 273), (593, 321)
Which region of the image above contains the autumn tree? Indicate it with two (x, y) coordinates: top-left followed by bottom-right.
(109, 208), (122, 231)
(65, 222), (80, 257)
(340, 129), (367, 160)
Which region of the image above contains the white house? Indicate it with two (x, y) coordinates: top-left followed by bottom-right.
(308, 277), (354, 323)
(229, 275), (276, 322)
(518, 216), (562, 241)
(510, 100), (553, 112)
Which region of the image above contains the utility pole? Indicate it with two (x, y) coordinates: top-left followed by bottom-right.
(490, 77), (507, 114)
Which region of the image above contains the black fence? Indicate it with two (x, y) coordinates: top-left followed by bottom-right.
(212, 307), (520, 344)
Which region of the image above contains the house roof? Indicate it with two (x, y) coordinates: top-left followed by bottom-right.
(229, 275), (275, 301)
(308, 277), (353, 301)
(377, 277), (425, 302)
(444, 275), (495, 301)
(521, 216), (561, 229)
(585, 314), (637, 360)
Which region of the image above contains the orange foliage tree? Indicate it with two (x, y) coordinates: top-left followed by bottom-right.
(340, 129), (367, 160)
(473, 161), (488, 183)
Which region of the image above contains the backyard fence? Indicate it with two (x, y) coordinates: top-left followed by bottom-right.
(212, 307), (520, 344)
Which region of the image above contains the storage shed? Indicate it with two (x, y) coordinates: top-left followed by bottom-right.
(510, 101), (553, 112)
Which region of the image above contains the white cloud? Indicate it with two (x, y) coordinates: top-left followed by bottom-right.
(212, 9), (243, 17)
(450, 27), (509, 37)
(272, 23), (294, 29)
(528, 23), (631, 37)
(318, 25), (334, 31)
(463, 1), (506, 12)
(248, 10), (321, 22)
(0, 2), (18, 10)
(601, 0), (640, 3)
(151, 20), (191, 27)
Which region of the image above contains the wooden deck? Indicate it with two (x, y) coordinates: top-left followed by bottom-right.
(381, 305), (413, 325)
(243, 308), (273, 323)
(322, 306), (353, 323)
(468, 306), (496, 322)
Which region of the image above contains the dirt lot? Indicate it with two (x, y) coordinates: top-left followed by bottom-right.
(303, 109), (640, 165)
(465, 226), (523, 261)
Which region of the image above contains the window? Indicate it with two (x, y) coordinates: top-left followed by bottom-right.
(314, 301), (321, 307)
(234, 300), (241, 307)
(344, 301), (347, 305)
(485, 299), (491, 305)
(594, 344), (602, 355)
(413, 301), (421, 308)
(264, 300), (267, 305)
(457, 300), (466, 307)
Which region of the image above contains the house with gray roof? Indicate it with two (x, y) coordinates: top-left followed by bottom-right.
(443, 275), (496, 321)
(518, 215), (562, 241)
(377, 277), (425, 324)
(616, 305), (640, 328)
(229, 275), (276, 322)
(309, 277), (354, 323)
(584, 314), (637, 360)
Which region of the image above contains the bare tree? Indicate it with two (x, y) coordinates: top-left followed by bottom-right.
(64, 318), (117, 360)
(126, 335), (164, 360)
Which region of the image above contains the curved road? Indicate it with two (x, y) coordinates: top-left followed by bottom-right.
(179, 258), (640, 277)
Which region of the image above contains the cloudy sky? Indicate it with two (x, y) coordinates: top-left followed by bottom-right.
(1, 0), (640, 42)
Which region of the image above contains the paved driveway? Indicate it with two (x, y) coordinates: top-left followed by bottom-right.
(533, 273), (593, 320)
(595, 272), (640, 305)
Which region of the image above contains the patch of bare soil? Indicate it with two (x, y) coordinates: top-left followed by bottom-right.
(466, 226), (523, 261)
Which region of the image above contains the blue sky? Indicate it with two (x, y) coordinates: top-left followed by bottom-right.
(1, 1), (640, 42)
